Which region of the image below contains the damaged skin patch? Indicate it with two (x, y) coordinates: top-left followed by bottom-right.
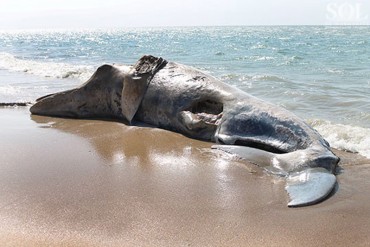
(178, 99), (224, 140)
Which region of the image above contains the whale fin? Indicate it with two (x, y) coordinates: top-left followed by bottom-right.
(286, 168), (336, 207)
(121, 56), (167, 122)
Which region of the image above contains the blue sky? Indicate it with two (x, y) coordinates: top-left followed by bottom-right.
(0, 0), (369, 29)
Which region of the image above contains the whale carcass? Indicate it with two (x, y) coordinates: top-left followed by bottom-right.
(30, 55), (340, 207)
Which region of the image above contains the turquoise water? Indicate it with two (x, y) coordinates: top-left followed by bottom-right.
(0, 26), (369, 157)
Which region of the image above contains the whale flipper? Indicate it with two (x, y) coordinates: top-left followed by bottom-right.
(286, 168), (336, 207)
(212, 145), (336, 207)
(121, 56), (167, 122)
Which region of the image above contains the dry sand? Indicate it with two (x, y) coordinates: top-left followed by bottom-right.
(0, 107), (370, 247)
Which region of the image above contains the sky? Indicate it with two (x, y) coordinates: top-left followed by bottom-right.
(0, 0), (369, 29)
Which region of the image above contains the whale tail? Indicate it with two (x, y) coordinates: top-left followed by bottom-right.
(212, 145), (338, 207)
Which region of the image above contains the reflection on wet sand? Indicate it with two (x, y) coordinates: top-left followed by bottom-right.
(30, 114), (212, 166)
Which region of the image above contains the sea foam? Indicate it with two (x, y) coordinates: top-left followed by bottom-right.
(0, 52), (94, 82)
(310, 120), (370, 159)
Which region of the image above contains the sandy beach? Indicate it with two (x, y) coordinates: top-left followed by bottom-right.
(1, 106), (370, 247)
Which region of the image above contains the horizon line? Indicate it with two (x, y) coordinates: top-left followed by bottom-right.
(1, 24), (370, 32)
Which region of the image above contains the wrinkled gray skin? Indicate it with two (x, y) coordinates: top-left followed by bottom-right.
(31, 55), (340, 207)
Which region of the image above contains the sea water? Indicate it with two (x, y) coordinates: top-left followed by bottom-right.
(0, 26), (369, 158)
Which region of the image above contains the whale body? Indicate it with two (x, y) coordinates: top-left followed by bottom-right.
(30, 55), (340, 207)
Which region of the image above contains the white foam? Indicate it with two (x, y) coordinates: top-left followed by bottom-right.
(310, 120), (370, 159)
(251, 56), (275, 61)
(251, 74), (290, 83)
(0, 52), (94, 81)
(0, 85), (21, 96)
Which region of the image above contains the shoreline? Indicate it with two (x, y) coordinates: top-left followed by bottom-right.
(1, 107), (370, 246)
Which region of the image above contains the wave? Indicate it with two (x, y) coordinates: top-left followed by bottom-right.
(0, 52), (94, 81)
(0, 102), (31, 107)
(309, 120), (370, 159)
(250, 74), (291, 83)
(250, 44), (267, 49)
(221, 73), (290, 83)
(253, 56), (275, 61)
(235, 56), (275, 62)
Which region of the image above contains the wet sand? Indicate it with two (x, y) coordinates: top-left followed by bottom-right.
(1, 107), (370, 247)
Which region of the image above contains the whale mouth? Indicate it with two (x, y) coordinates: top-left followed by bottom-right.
(234, 139), (287, 154)
(216, 134), (288, 154)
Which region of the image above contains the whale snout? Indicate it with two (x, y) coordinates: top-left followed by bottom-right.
(30, 89), (82, 118)
(31, 85), (124, 120)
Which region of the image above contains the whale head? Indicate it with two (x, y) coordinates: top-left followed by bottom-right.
(31, 56), (167, 122)
(30, 65), (127, 120)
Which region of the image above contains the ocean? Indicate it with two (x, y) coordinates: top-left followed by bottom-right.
(0, 26), (369, 158)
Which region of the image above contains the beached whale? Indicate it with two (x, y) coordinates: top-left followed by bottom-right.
(30, 55), (340, 207)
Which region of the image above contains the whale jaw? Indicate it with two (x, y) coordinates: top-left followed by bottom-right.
(30, 89), (82, 118)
